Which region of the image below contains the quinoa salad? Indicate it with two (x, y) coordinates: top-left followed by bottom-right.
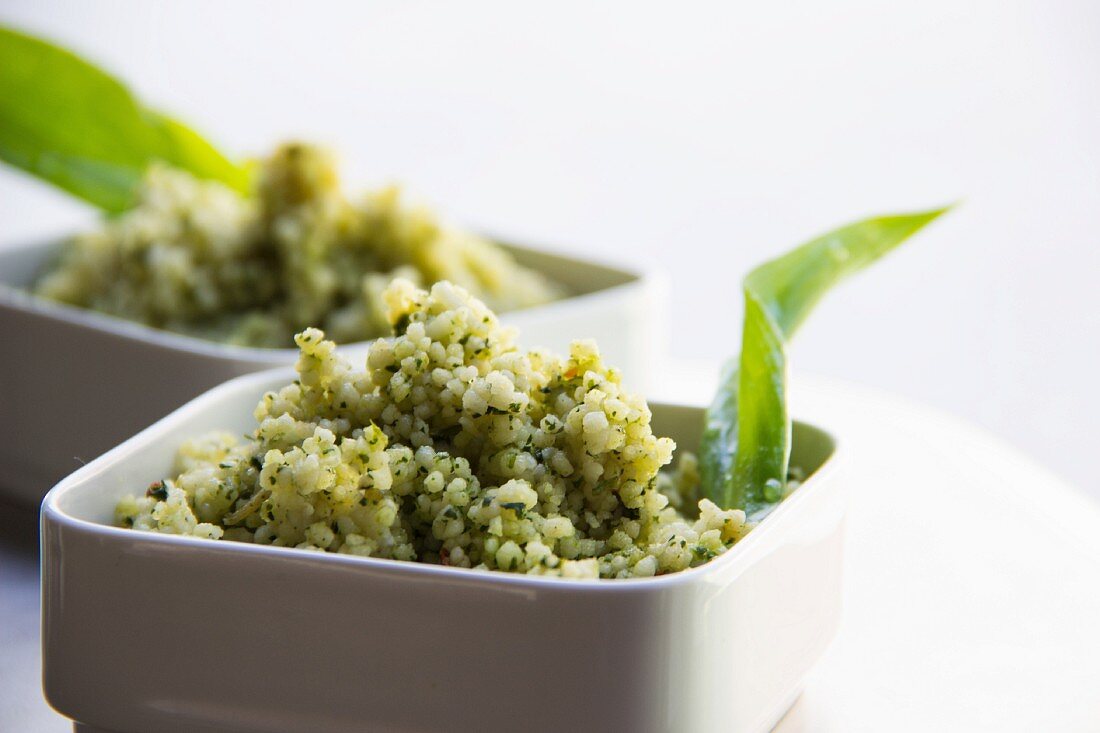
(34, 143), (561, 348)
(116, 280), (755, 579)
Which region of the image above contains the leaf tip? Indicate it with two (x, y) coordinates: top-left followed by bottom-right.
(916, 202), (958, 224)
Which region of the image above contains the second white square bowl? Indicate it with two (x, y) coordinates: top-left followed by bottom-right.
(0, 237), (663, 503)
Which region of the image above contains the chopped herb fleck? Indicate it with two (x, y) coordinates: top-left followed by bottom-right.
(500, 502), (527, 518)
(145, 481), (168, 501)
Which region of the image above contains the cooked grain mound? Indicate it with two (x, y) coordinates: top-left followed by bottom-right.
(36, 143), (560, 347)
(117, 280), (749, 578)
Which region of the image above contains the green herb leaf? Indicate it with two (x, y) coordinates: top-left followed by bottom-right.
(700, 207), (951, 518)
(0, 26), (248, 212)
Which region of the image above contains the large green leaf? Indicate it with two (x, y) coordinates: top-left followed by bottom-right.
(700, 208), (950, 518)
(0, 26), (248, 212)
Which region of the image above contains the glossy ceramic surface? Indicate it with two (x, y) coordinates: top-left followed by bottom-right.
(0, 238), (662, 504)
(41, 370), (843, 733)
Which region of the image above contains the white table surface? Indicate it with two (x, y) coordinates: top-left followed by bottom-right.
(2, 370), (1098, 732)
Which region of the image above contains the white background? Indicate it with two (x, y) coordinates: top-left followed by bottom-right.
(2, 0), (1098, 496)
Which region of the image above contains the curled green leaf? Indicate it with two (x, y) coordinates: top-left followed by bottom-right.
(701, 207), (951, 518)
(0, 26), (248, 212)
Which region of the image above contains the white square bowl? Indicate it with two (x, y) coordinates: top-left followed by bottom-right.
(42, 369), (844, 733)
(0, 237), (663, 504)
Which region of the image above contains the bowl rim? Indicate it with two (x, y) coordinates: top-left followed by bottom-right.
(41, 367), (841, 593)
(0, 235), (651, 362)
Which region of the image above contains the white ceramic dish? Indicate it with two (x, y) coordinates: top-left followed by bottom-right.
(0, 237), (662, 504)
(42, 369), (844, 733)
